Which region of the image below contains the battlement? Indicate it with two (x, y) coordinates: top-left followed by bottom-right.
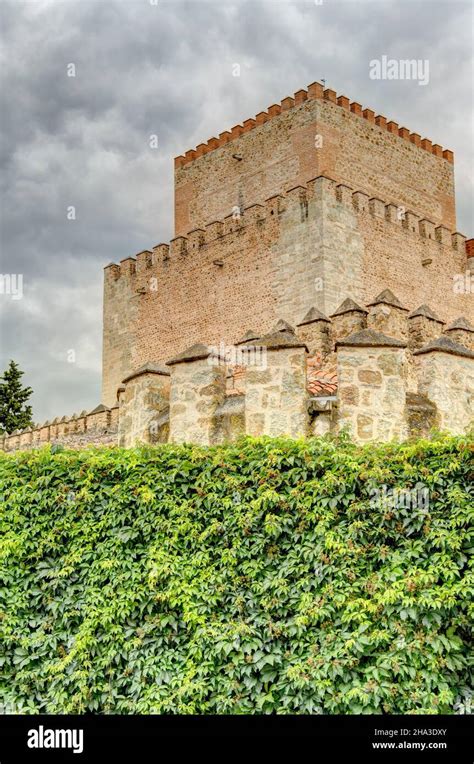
(6, 79), (469, 455)
(102, 172), (472, 409)
(105, 175), (472, 281)
(10, 288), (473, 452)
(174, 82), (454, 169)
(0, 404), (119, 452)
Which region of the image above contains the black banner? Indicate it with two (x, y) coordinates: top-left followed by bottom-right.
(0, 714), (472, 760)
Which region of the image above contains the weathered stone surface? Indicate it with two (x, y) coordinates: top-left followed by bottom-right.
(102, 83), (471, 411)
(118, 370), (170, 447)
(2, 410), (119, 452)
(336, 329), (407, 348)
(367, 290), (409, 341)
(168, 357), (226, 445)
(296, 320), (331, 358)
(377, 351), (403, 376)
(297, 306), (331, 326)
(406, 393), (439, 437)
(408, 304), (443, 322)
(444, 318), (474, 351)
(245, 370), (272, 385)
(408, 306), (446, 351)
(330, 298), (368, 317)
(235, 330), (261, 345)
(337, 344), (408, 442)
(357, 414), (373, 440)
(88, 403), (109, 415)
(166, 343), (215, 365)
(445, 316), (474, 332)
(330, 311), (368, 346)
(414, 349), (473, 434)
(367, 289), (407, 310)
(245, 345), (309, 438)
(358, 369), (382, 385)
(413, 335), (474, 359)
(340, 384), (359, 405)
(122, 363), (170, 383)
(214, 395), (245, 442)
(257, 329), (308, 351)
(274, 319), (295, 333)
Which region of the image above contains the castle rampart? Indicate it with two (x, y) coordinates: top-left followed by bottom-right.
(102, 173), (472, 408)
(0, 404), (119, 452)
(2, 290), (473, 452)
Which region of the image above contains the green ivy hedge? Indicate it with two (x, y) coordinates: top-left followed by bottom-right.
(1, 434), (473, 714)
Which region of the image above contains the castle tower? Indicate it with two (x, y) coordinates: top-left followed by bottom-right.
(174, 83), (456, 236)
(101, 82), (472, 408)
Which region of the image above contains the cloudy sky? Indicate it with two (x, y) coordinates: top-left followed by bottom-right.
(0, 0), (472, 422)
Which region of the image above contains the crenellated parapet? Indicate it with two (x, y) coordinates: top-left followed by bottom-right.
(4, 287), (473, 452)
(101, 171), (472, 410)
(174, 81), (454, 169)
(102, 289), (472, 447)
(104, 175), (472, 284)
(7, 82), (471, 454)
(0, 404), (119, 452)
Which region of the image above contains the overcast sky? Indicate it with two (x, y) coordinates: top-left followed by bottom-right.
(0, 0), (472, 423)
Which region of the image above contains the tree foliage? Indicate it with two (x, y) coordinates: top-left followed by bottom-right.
(0, 360), (33, 435)
(0, 434), (472, 714)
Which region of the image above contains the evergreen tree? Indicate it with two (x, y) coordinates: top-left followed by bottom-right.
(0, 361), (34, 434)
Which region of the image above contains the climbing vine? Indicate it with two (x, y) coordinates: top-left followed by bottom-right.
(0, 433), (472, 714)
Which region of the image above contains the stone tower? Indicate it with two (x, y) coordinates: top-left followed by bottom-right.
(102, 82), (472, 409)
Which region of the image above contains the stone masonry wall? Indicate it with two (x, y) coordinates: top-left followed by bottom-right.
(0, 406), (119, 452)
(3, 297), (474, 451)
(4, 85), (473, 452)
(414, 351), (474, 434)
(245, 340), (308, 439)
(118, 367), (170, 448)
(336, 343), (409, 442)
(102, 260), (140, 407)
(168, 353), (226, 445)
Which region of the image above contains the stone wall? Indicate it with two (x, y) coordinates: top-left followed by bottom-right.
(3, 293), (473, 451)
(244, 332), (308, 438)
(167, 345), (226, 445)
(118, 365), (170, 448)
(102, 80), (471, 408)
(102, 260), (139, 408)
(6, 81), (474, 452)
(0, 405), (119, 452)
(115, 293), (470, 446)
(336, 332), (409, 442)
(414, 338), (474, 434)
